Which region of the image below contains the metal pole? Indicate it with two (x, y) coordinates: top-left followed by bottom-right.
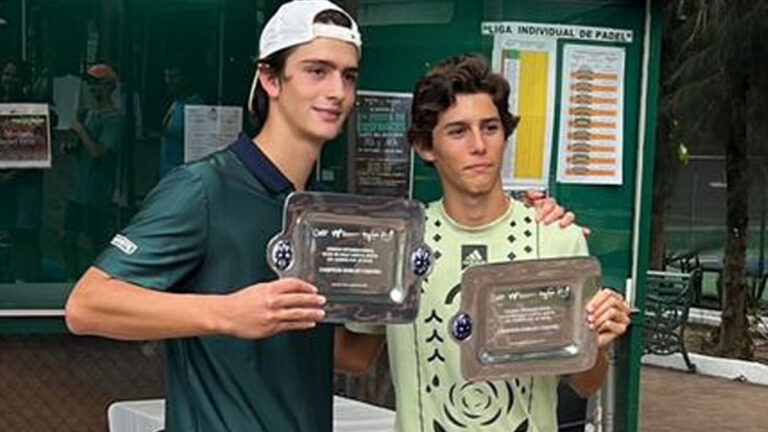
(601, 346), (617, 432)
(757, 163), (766, 298)
(620, 0), (652, 429)
(21, 0), (27, 61)
(691, 175), (698, 251)
(217, 9), (225, 104)
(119, 0), (135, 224)
(630, 0), (653, 307)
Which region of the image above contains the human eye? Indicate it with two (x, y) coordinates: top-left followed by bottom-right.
(446, 125), (466, 137)
(306, 65), (328, 79)
(343, 70), (359, 85)
(482, 121), (502, 134)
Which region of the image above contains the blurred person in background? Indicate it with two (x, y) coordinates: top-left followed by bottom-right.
(62, 63), (122, 279)
(158, 56), (204, 179)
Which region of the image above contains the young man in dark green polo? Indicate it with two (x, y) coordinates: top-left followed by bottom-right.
(65, 2), (573, 431)
(66, 2), (370, 431)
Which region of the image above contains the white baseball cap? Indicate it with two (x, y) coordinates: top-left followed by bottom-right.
(248, 0), (362, 113)
(259, 0), (361, 60)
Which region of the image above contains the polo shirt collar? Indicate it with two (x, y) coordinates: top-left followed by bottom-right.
(230, 134), (294, 194)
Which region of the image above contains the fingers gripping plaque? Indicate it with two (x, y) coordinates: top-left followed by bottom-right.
(451, 257), (601, 381)
(267, 192), (432, 323)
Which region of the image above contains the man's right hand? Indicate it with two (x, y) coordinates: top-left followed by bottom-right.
(217, 278), (326, 339)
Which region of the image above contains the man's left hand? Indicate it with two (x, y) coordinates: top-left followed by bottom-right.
(586, 289), (631, 349)
(523, 189), (590, 235)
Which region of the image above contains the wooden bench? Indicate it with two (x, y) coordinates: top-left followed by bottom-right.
(643, 270), (698, 372)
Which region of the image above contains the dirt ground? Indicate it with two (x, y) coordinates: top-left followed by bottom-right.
(640, 366), (768, 432)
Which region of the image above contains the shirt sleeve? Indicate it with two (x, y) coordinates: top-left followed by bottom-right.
(539, 222), (589, 259)
(94, 166), (208, 291)
(570, 228), (589, 257)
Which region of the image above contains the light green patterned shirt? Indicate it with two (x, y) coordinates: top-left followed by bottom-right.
(351, 199), (588, 432)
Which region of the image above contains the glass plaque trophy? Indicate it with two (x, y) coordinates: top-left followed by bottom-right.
(450, 257), (601, 380)
(267, 192), (432, 323)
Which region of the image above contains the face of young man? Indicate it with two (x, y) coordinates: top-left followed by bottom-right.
(87, 80), (112, 102)
(267, 37), (359, 143)
(417, 92), (507, 200)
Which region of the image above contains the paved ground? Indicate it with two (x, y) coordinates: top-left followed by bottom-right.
(639, 366), (768, 432)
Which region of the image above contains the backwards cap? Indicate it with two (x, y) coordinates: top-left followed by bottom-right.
(259, 0), (360, 60)
(248, 0), (362, 113)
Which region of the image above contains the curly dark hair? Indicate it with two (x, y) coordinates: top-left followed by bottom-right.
(408, 54), (519, 150)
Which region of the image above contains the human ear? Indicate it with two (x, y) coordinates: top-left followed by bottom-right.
(414, 139), (436, 163)
(258, 66), (281, 98)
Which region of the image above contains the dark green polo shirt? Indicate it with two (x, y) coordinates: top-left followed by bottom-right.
(95, 135), (334, 432)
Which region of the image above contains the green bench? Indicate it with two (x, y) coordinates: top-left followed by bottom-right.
(643, 270), (698, 372)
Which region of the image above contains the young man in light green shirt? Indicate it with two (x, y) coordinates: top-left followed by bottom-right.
(350, 55), (631, 431)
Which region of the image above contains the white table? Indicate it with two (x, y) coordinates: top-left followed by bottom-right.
(108, 396), (395, 432)
(108, 399), (164, 432)
(333, 396), (396, 432)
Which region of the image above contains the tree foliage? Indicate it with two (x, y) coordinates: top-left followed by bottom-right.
(656, 0), (768, 358)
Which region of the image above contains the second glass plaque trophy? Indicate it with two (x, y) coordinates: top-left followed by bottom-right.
(450, 257), (602, 380)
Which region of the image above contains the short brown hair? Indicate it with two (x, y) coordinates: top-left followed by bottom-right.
(408, 54), (519, 149)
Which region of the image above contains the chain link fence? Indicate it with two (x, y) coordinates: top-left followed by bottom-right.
(0, 335), (164, 432)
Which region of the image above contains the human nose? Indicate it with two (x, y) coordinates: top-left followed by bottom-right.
(325, 71), (346, 101)
(469, 127), (487, 154)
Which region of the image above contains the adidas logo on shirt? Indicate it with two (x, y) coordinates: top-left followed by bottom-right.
(461, 245), (487, 269)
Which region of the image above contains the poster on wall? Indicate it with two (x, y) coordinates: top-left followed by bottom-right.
(52, 75), (82, 130)
(482, 21), (632, 191)
(184, 105), (243, 162)
(557, 44), (625, 185)
(491, 36), (557, 191)
(0, 103), (52, 169)
(348, 90), (414, 198)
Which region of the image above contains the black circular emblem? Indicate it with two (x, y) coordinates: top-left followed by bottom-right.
(272, 240), (293, 271)
(411, 247), (431, 276)
(451, 313), (473, 341)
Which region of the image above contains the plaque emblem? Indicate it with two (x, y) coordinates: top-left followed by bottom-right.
(451, 313), (473, 341)
(271, 240), (293, 271)
(411, 247), (432, 276)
